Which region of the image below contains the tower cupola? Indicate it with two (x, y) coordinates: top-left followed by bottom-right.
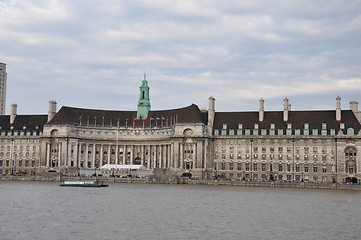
(136, 73), (151, 119)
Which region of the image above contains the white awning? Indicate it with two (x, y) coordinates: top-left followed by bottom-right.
(101, 164), (146, 170)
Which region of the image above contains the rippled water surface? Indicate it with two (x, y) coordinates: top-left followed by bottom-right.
(0, 182), (360, 240)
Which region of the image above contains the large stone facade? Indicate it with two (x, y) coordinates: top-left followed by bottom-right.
(0, 79), (360, 183)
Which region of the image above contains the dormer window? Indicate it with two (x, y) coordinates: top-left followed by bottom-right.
(304, 123), (309, 129)
(270, 123), (275, 129)
(238, 124), (243, 129)
(223, 124), (227, 130)
(322, 123), (327, 129)
(287, 123), (292, 129)
(340, 123), (345, 129)
(254, 124), (259, 130)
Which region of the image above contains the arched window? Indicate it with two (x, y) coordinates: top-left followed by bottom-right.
(345, 147), (357, 174)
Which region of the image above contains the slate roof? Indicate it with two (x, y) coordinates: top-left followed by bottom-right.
(47, 104), (206, 127)
(213, 110), (361, 133)
(0, 115), (48, 131)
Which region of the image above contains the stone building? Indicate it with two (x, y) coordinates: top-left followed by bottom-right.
(0, 76), (360, 183)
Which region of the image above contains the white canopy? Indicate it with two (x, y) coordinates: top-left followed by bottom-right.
(101, 164), (146, 170)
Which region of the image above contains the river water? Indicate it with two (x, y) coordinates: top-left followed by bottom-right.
(0, 182), (360, 240)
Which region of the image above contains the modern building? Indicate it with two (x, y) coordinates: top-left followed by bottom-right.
(0, 62), (7, 115)
(0, 76), (360, 183)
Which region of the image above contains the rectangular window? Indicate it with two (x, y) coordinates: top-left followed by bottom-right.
(278, 129), (284, 135)
(214, 129), (219, 135)
(270, 129), (275, 135)
(287, 164), (291, 172)
(254, 124), (259, 130)
(287, 123), (292, 129)
(304, 165), (309, 172)
(295, 129), (301, 135)
(221, 163), (226, 170)
(270, 123), (275, 129)
(330, 129), (336, 135)
(238, 124), (243, 129)
(245, 163), (250, 171)
(262, 163), (266, 171)
(237, 129), (243, 135)
(229, 163), (234, 170)
(229, 129), (234, 135)
(313, 165), (318, 173)
(253, 163), (257, 171)
(296, 164), (300, 172)
(261, 129), (267, 135)
(304, 129), (309, 135)
(237, 163), (242, 171)
(223, 124), (227, 129)
(253, 129), (259, 135)
(322, 123), (327, 129)
(304, 123), (309, 129)
(278, 164), (283, 172)
(221, 130), (227, 135)
(340, 123), (345, 129)
(245, 129), (251, 135)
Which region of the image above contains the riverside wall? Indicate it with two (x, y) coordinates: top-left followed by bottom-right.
(1, 173), (361, 191)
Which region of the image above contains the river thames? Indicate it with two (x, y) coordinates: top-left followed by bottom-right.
(0, 182), (360, 240)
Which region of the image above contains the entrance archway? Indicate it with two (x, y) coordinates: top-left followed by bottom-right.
(345, 177), (358, 184)
(133, 157), (141, 165)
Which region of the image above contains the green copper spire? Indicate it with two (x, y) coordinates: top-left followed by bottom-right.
(136, 73), (151, 119)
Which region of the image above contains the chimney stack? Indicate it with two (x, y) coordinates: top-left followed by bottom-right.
(283, 98), (289, 122)
(336, 96), (341, 121)
(48, 100), (57, 122)
(10, 104), (17, 124)
(208, 96), (215, 135)
(350, 101), (358, 113)
(259, 98), (264, 122)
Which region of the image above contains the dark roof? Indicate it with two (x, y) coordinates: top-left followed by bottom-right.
(0, 115), (48, 131)
(47, 104), (205, 127)
(214, 110), (361, 133)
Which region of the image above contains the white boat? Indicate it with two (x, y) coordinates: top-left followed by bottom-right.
(60, 180), (108, 187)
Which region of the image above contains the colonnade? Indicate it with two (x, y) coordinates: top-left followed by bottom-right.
(45, 139), (207, 171)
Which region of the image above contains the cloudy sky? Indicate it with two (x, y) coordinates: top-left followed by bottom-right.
(1, 0), (360, 114)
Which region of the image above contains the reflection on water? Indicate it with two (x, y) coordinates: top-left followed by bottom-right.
(0, 182), (360, 240)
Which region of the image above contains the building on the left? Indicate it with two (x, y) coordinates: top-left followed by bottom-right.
(0, 62), (7, 115)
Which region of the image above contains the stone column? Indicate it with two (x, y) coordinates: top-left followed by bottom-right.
(92, 144), (96, 168)
(46, 142), (50, 167)
(141, 145), (144, 166)
(58, 142), (62, 167)
(115, 144), (119, 165)
(180, 143), (184, 169)
(85, 144), (89, 168)
(107, 145), (111, 164)
(153, 145), (157, 168)
(100, 145), (103, 167)
(193, 143), (197, 168)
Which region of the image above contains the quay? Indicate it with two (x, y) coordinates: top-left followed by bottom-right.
(1, 173), (361, 191)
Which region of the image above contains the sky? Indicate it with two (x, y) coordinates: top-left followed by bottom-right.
(0, 0), (360, 114)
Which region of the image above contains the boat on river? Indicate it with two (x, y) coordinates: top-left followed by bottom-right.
(60, 180), (108, 188)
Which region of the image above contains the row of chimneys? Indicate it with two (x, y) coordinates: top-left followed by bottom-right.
(207, 96), (359, 133)
(258, 96), (358, 122)
(10, 100), (57, 124)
